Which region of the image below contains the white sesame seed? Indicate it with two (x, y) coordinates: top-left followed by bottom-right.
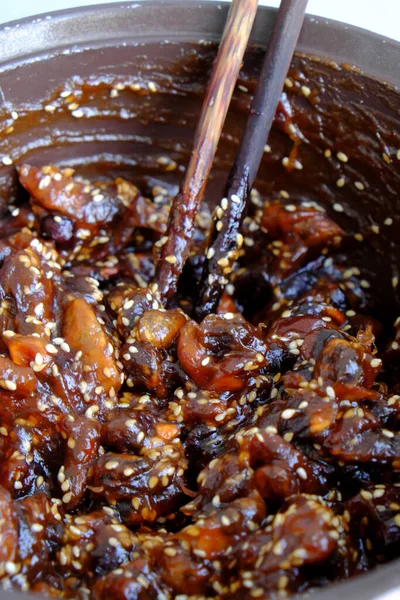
(296, 467), (307, 480)
(333, 202), (344, 212)
(45, 344), (58, 354)
(223, 312), (234, 320)
(1, 156), (13, 166)
(35, 353), (44, 366)
(281, 409), (296, 420)
(382, 429), (394, 438)
(337, 151), (348, 163)
(370, 358), (382, 368)
(5, 562), (19, 575)
(4, 380), (16, 391)
(2, 330), (15, 338)
(71, 109), (84, 118)
(105, 460), (119, 470)
(301, 85), (311, 97)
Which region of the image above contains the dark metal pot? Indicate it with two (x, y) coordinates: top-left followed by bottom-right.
(0, 2), (400, 599)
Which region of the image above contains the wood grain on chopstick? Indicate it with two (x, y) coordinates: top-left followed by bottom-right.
(154, 0), (258, 305)
(196, 0), (308, 319)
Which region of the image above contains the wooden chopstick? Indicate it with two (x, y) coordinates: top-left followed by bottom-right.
(196, 0), (308, 320)
(154, 0), (258, 305)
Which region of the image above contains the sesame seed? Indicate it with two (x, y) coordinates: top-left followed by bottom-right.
(35, 353), (44, 366)
(278, 575), (289, 590)
(221, 515), (231, 526)
(337, 151), (348, 163)
(297, 467), (307, 480)
(5, 562), (19, 575)
(105, 460), (119, 470)
(69, 525), (82, 536)
(45, 343), (58, 354)
(301, 85), (311, 97)
(285, 204), (296, 212)
(281, 409), (296, 420)
(354, 181), (365, 191)
(71, 109), (84, 118)
(326, 386), (335, 399)
(324, 149), (332, 158)
(394, 514), (400, 527)
(360, 490), (373, 501)
(370, 358), (382, 368)
(3, 380), (16, 391)
(32, 523), (43, 532)
(2, 330), (15, 338)
(201, 356), (211, 366)
(165, 255), (177, 264)
(149, 476), (159, 489)
(1, 156), (13, 166)
(333, 202), (344, 212)
(108, 537), (119, 547)
(223, 312), (234, 320)
(221, 197), (228, 210)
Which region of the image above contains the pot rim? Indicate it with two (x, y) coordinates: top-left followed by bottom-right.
(0, 1), (400, 86)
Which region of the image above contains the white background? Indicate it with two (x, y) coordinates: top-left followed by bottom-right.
(1, 0), (400, 43)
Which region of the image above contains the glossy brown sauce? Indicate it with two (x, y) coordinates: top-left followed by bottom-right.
(0, 43), (399, 599)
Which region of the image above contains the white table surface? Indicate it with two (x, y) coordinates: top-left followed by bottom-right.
(1, 0), (400, 43)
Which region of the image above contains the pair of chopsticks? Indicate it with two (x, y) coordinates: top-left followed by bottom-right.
(155, 0), (308, 316)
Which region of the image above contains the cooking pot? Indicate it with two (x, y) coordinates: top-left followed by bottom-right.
(0, 2), (400, 598)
